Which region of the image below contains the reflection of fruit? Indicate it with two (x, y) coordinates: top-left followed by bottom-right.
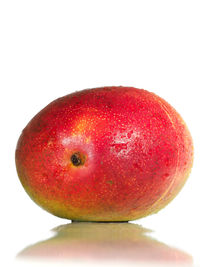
(17, 222), (193, 264)
(15, 86), (193, 221)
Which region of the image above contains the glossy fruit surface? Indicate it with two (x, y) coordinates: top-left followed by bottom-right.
(15, 86), (193, 221)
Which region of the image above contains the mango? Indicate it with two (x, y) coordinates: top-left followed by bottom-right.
(15, 86), (193, 221)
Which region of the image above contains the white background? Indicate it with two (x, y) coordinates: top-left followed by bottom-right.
(0, 1), (200, 266)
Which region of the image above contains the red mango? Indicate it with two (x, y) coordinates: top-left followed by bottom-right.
(15, 87), (193, 221)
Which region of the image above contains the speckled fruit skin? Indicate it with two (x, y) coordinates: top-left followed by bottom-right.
(15, 86), (193, 221)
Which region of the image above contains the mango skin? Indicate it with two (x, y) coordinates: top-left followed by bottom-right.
(15, 86), (193, 221)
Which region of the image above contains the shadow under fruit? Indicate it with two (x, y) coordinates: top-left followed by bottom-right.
(15, 86), (193, 221)
(17, 222), (193, 264)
